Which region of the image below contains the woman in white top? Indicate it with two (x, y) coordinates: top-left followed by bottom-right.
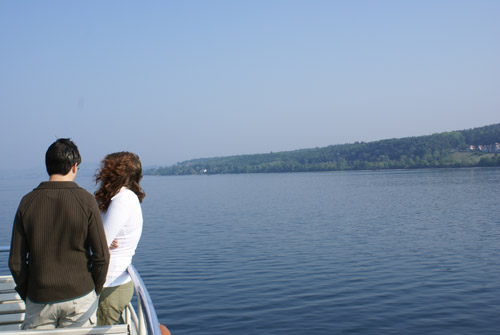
(94, 152), (145, 326)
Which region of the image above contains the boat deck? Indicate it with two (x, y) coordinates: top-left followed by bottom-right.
(0, 246), (163, 335)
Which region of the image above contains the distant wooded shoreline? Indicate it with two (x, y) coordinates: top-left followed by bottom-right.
(146, 123), (500, 176)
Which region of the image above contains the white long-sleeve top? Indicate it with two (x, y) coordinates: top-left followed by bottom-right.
(101, 187), (143, 288)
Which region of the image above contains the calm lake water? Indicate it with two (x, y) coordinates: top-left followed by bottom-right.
(1, 168), (499, 335)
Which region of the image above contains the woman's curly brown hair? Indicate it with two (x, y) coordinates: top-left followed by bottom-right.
(95, 152), (145, 212)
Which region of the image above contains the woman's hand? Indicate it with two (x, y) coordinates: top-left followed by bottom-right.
(110, 239), (119, 250)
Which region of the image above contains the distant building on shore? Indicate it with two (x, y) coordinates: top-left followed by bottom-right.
(469, 143), (500, 153)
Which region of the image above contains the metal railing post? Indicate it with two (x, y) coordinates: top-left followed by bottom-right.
(127, 265), (162, 335)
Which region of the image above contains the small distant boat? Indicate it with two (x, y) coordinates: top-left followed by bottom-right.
(0, 246), (170, 335)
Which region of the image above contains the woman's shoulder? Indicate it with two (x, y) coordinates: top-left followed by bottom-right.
(112, 187), (140, 203)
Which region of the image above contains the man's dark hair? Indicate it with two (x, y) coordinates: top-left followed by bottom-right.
(45, 138), (82, 176)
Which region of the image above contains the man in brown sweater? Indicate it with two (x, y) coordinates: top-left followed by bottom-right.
(9, 138), (110, 329)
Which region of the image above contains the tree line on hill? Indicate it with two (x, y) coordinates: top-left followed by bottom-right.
(147, 123), (500, 176)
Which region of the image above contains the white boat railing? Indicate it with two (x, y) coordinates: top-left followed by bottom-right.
(0, 247), (162, 335)
(126, 265), (161, 335)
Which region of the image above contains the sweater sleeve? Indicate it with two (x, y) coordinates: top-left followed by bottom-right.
(87, 202), (110, 295)
(8, 207), (29, 301)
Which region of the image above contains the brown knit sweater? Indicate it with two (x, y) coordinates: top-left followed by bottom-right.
(9, 181), (110, 303)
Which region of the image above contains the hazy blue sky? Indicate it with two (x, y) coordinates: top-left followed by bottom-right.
(1, 1), (499, 172)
